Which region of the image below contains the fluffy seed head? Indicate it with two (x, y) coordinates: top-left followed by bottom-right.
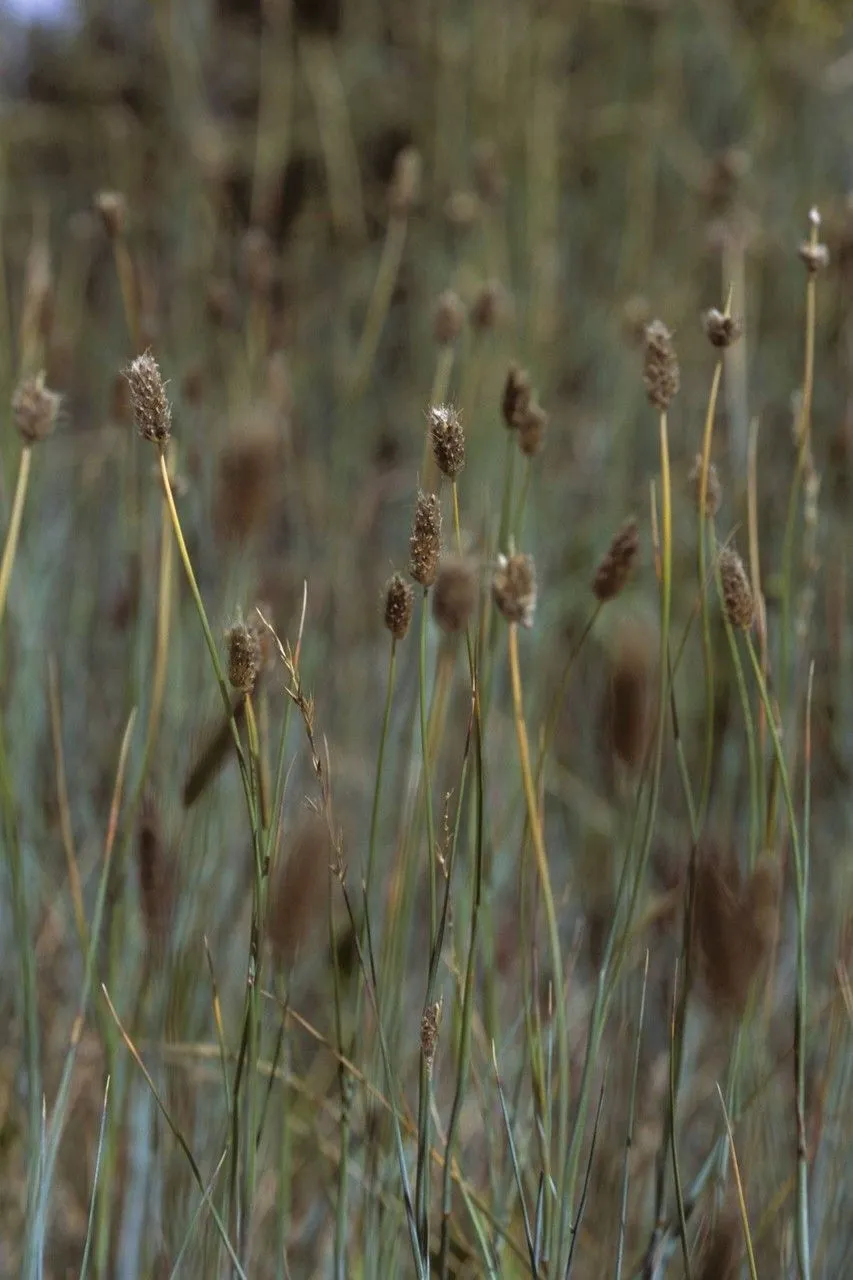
(432, 557), (478, 634)
(12, 371), (61, 444)
(719, 547), (754, 629)
(226, 620), (261, 692)
(592, 518), (640, 602)
(517, 400), (548, 456)
(501, 364), (532, 429)
(127, 352), (172, 445)
(409, 491), (442, 588)
(643, 320), (680, 411)
(703, 308), (743, 349)
(493, 553), (537, 628)
(384, 573), (414, 640)
(430, 403), (465, 479)
(433, 290), (466, 345)
(689, 454), (722, 517)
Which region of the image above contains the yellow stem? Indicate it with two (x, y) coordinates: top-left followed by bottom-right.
(0, 445), (33, 629)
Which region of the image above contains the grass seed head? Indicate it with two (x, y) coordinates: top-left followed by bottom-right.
(799, 208), (829, 274)
(501, 364), (532, 429)
(268, 816), (331, 968)
(592, 517), (640, 602)
(384, 572), (414, 640)
(429, 403), (465, 479)
(703, 308), (743, 349)
(409, 490), (442, 588)
(719, 547), (754, 629)
(470, 278), (507, 332)
(12, 371), (61, 444)
(643, 319), (680, 411)
(694, 844), (778, 1015)
(433, 289), (466, 345)
(389, 146), (422, 216)
(432, 557), (477, 634)
(420, 999), (442, 1076)
(94, 190), (127, 238)
(689, 453), (722, 517)
(517, 400), (548, 456)
(493, 552), (537, 628)
(127, 352), (172, 445)
(226, 619), (261, 692)
(606, 619), (656, 772)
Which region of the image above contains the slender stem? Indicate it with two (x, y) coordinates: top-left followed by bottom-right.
(351, 214), (409, 397)
(0, 444), (33, 629)
(419, 591), (438, 941)
(507, 622), (568, 1263)
(615, 953), (649, 1280)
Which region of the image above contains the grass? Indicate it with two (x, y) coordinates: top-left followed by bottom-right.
(2, 1), (853, 1276)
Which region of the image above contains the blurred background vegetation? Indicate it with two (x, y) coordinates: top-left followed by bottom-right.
(3, 0), (853, 1276)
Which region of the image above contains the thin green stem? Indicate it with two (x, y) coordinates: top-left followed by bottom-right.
(0, 444), (32, 629)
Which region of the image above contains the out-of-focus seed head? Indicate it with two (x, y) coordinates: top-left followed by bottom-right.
(688, 453), (722, 517)
(384, 572), (414, 640)
(12, 371), (61, 444)
(703, 308), (743, 349)
(226, 619), (261, 692)
(472, 139), (506, 206)
(409, 491), (442, 588)
(470, 278), (507, 333)
(592, 518), (640, 602)
(94, 190), (127, 238)
(799, 207), (829, 275)
(433, 290), (466, 346)
(432, 557), (478, 634)
(389, 146), (422, 217)
(643, 320), (680, 411)
(501, 364), (532, 429)
(621, 294), (652, 347)
(429, 403), (466, 479)
(517, 400), (548, 457)
(493, 552), (537, 628)
(126, 352), (172, 445)
(719, 547), (754, 630)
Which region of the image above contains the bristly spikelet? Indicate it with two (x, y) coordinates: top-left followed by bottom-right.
(643, 320), (680, 411)
(432, 557), (477, 634)
(409, 491), (442, 588)
(501, 364), (531, 429)
(12, 372), (61, 444)
(689, 453), (722, 517)
(493, 553), (537, 628)
(719, 547), (754, 630)
(592, 518), (640, 602)
(384, 573), (414, 640)
(127, 352), (172, 445)
(226, 620), (261, 692)
(429, 403), (465, 479)
(703, 308), (743, 349)
(433, 290), (466, 346)
(517, 400), (548, 456)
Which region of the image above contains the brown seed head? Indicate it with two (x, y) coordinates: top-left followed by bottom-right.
(420, 999), (442, 1076)
(443, 190), (482, 231)
(12, 372), (61, 444)
(432, 557), (478, 634)
(127, 352), (172, 445)
(606, 619), (656, 772)
(433, 290), (466, 345)
(592, 518), (640, 602)
(137, 791), (175, 946)
(94, 190), (127, 238)
(703, 308), (743, 349)
(384, 573), (414, 640)
(389, 146), (422, 217)
(409, 491), (442, 588)
(470, 279), (507, 332)
(226, 620), (261, 692)
(719, 547), (754, 629)
(430, 403), (465, 479)
(643, 320), (680, 411)
(688, 454), (722, 517)
(267, 815), (331, 968)
(214, 415), (282, 545)
(517, 400), (548, 457)
(694, 844), (778, 1015)
(501, 364), (532, 429)
(493, 553), (537, 628)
